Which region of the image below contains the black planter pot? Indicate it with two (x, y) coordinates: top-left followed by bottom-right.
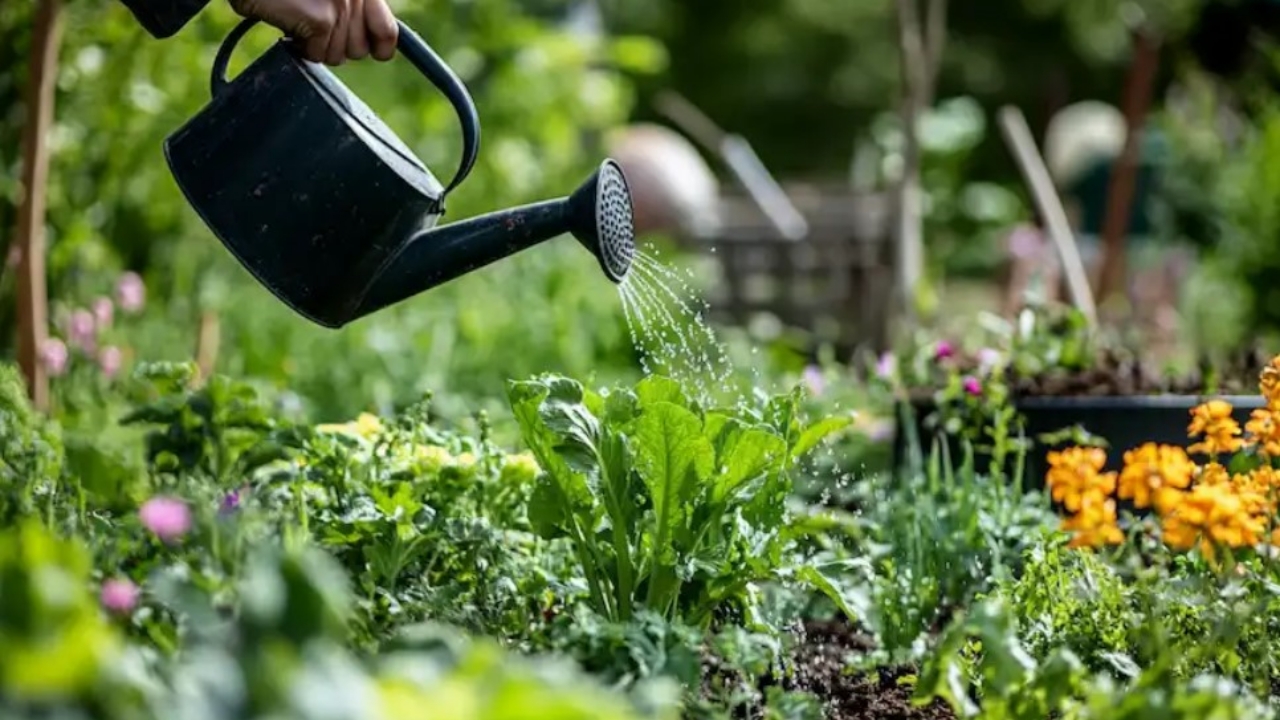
(892, 394), (1267, 485)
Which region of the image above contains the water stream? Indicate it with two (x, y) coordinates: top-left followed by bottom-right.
(617, 248), (745, 408)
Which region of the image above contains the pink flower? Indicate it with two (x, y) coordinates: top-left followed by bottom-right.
(139, 496), (192, 542)
(934, 341), (954, 361)
(962, 375), (982, 396)
(39, 337), (68, 376)
(977, 348), (1002, 375)
(802, 365), (825, 396)
(875, 352), (896, 379)
(1007, 224), (1044, 259)
(116, 272), (145, 314)
(68, 309), (96, 353)
(100, 578), (139, 615)
(98, 345), (123, 379)
(866, 418), (894, 443)
(92, 296), (114, 328)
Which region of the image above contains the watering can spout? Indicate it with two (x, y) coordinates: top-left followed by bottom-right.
(353, 159), (637, 320)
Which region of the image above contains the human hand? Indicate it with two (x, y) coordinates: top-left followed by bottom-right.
(228, 0), (399, 66)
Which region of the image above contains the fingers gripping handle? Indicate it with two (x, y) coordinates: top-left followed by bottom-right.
(209, 18), (482, 201)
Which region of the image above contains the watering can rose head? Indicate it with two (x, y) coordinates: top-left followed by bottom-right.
(163, 15), (636, 330)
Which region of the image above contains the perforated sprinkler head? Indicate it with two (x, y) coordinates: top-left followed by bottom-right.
(568, 159), (636, 283)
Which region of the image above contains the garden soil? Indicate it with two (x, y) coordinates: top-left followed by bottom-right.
(782, 619), (957, 720)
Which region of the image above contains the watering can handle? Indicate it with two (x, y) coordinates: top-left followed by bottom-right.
(210, 18), (481, 200)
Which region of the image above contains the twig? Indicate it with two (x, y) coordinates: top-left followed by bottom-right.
(997, 105), (1098, 328)
(13, 0), (63, 411)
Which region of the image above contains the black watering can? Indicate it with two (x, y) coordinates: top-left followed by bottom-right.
(163, 18), (636, 329)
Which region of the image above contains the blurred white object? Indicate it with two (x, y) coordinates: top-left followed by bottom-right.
(1043, 101), (1127, 189)
(606, 123), (722, 237)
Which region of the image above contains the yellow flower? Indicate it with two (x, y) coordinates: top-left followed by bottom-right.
(411, 444), (453, 474)
(316, 412), (385, 440)
(500, 452), (541, 485)
(1161, 483), (1265, 559)
(1245, 407), (1280, 457)
(1045, 446), (1116, 513)
(1188, 399), (1243, 456)
(1061, 493), (1124, 549)
(1117, 443), (1194, 513)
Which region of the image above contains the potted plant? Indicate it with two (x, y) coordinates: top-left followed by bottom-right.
(881, 302), (1268, 481)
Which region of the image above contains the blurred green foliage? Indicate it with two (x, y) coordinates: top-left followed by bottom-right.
(2, 0), (666, 424)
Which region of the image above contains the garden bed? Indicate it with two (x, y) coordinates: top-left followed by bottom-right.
(890, 344), (1273, 480)
(893, 393), (1266, 480)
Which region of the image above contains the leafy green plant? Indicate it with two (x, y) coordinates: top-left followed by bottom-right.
(852, 443), (1054, 660)
(0, 363), (64, 526)
(916, 596), (1276, 720)
(506, 373), (854, 630)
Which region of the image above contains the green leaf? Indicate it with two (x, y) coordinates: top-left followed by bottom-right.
(796, 562), (872, 626)
(507, 378), (597, 532)
(792, 415), (853, 460)
(711, 421), (786, 504)
(635, 376), (688, 409)
(635, 402), (714, 542)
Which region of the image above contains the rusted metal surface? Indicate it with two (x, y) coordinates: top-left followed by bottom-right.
(677, 184), (895, 352)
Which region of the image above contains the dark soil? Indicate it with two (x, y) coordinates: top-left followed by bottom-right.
(780, 619), (956, 720)
(701, 618), (957, 720)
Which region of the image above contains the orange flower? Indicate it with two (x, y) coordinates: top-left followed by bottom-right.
(1046, 446), (1115, 513)
(1188, 400), (1243, 456)
(1061, 493), (1124, 549)
(1161, 483), (1265, 560)
(1245, 407), (1280, 457)
(1260, 357), (1280, 407)
(1198, 461), (1231, 486)
(1231, 470), (1275, 517)
(1117, 443), (1195, 513)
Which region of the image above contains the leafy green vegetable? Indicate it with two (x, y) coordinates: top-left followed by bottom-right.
(506, 373), (853, 630)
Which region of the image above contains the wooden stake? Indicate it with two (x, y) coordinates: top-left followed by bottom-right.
(997, 105), (1097, 328)
(891, 0), (948, 328)
(1095, 29), (1161, 304)
(13, 0), (63, 411)
(653, 91), (808, 240)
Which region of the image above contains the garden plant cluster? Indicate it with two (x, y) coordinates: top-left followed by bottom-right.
(11, 2), (1280, 717)
(5, 283), (1280, 720)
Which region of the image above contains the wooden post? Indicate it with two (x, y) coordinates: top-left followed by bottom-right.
(997, 106), (1097, 328)
(13, 0), (63, 411)
(891, 0), (948, 329)
(1095, 28), (1161, 305)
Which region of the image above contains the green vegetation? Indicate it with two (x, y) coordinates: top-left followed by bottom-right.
(9, 0), (1280, 718)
